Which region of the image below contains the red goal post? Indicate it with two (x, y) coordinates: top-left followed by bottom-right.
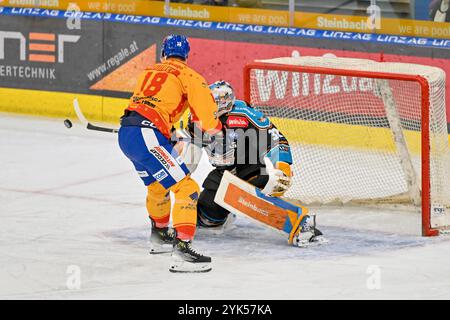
(243, 57), (450, 236)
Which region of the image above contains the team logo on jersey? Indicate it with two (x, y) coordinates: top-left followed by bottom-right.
(137, 170), (149, 178)
(153, 169), (168, 181)
(227, 116), (249, 128)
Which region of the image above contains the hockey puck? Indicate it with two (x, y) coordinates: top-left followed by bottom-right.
(64, 119), (73, 128)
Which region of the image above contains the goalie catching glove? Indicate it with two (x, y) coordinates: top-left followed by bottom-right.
(261, 157), (292, 197)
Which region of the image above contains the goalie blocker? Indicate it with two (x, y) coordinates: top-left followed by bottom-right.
(214, 171), (326, 247)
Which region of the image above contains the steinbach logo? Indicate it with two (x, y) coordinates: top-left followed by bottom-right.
(0, 31), (80, 63)
(238, 197), (269, 217)
(226, 116), (249, 128)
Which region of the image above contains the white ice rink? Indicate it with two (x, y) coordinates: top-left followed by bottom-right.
(1, 113), (450, 300)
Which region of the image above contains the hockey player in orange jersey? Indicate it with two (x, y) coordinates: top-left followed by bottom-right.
(118, 35), (221, 273)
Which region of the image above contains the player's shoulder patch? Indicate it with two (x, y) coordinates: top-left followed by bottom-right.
(229, 100), (271, 129)
(226, 115), (249, 128)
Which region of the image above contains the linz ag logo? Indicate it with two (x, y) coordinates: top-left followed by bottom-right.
(0, 31), (80, 63)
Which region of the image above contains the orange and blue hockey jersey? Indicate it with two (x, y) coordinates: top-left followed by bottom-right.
(126, 58), (221, 137)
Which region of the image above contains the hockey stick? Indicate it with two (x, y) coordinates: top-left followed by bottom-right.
(73, 98), (119, 133)
(72, 98), (195, 146)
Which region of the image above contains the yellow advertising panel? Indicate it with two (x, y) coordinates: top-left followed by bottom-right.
(0, 1), (291, 26)
(1, 0), (450, 38)
(296, 12), (450, 39)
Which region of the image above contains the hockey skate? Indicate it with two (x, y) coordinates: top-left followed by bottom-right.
(293, 214), (328, 248)
(149, 220), (176, 254)
(169, 238), (212, 273)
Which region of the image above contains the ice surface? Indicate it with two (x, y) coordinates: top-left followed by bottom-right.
(1, 114), (450, 299)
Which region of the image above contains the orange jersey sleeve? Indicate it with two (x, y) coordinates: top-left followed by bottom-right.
(177, 65), (221, 132)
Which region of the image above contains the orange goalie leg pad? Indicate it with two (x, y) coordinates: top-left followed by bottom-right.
(169, 176), (200, 241)
(146, 182), (171, 228)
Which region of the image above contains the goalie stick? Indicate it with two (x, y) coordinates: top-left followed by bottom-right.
(214, 170), (326, 246)
(73, 98), (119, 133)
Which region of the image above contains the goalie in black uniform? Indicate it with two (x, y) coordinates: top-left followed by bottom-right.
(176, 80), (325, 246)
(174, 80), (325, 246)
(183, 80), (296, 230)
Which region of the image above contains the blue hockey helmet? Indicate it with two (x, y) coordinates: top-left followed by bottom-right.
(209, 80), (236, 117)
(161, 34), (190, 60)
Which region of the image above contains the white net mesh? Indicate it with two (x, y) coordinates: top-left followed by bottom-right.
(247, 56), (450, 231)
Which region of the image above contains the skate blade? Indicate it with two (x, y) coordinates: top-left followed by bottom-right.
(149, 249), (172, 255)
(297, 235), (329, 248)
(169, 267), (212, 273)
(149, 243), (173, 255)
(169, 261), (212, 273)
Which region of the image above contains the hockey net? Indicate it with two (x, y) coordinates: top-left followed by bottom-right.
(244, 56), (450, 236)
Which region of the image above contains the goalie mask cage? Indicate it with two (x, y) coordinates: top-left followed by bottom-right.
(243, 57), (450, 236)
